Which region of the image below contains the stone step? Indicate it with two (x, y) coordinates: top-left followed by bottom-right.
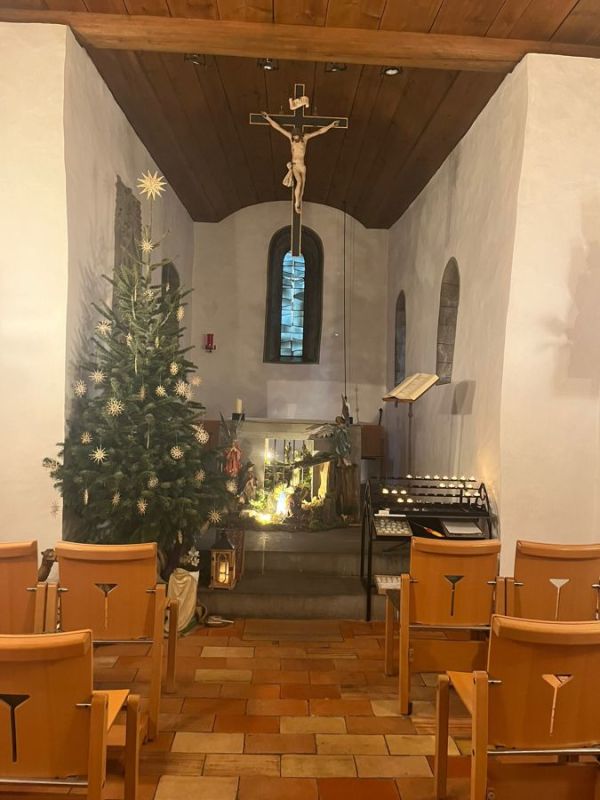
(243, 548), (405, 576)
(198, 571), (385, 620)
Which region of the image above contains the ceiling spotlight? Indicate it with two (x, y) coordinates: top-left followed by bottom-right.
(184, 53), (206, 67)
(381, 65), (402, 76)
(325, 62), (347, 73)
(258, 58), (279, 71)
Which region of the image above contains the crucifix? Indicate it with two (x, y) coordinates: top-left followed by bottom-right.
(250, 83), (348, 257)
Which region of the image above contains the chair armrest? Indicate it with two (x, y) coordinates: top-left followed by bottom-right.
(448, 671), (475, 716)
(99, 689), (130, 732)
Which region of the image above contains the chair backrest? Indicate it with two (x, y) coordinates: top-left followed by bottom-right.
(488, 615), (600, 749)
(0, 630), (93, 779)
(409, 538), (500, 626)
(0, 541), (38, 634)
(55, 542), (158, 640)
(513, 540), (600, 621)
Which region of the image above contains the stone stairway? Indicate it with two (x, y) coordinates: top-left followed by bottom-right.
(197, 527), (409, 620)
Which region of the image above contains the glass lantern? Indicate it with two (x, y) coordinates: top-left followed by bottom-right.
(209, 530), (238, 590)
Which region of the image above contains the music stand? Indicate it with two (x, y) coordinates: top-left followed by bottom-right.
(383, 373), (438, 473)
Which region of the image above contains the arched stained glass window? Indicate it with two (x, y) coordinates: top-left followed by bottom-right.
(436, 258), (460, 385)
(394, 290), (406, 385)
(280, 251), (306, 358)
(264, 227), (323, 364)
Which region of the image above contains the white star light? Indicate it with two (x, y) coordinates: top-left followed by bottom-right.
(96, 320), (112, 337)
(194, 425), (210, 445)
(170, 445), (184, 460)
(89, 369), (106, 385)
(140, 236), (156, 256)
(194, 469), (206, 484)
(155, 385), (167, 398)
(169, 362), (179, 376)
(112, 492), (121, 507)
(190, 376), (202, 387)
(90, 446), (108, 464)
(226, 480), (238, 494)
(106, 398), (125, 417)
(137, 171), (166, 201)
(176, 306), (185, 322)
(208, 509), (222, 525)
(147, 475), (159, 489)
(175, 380), (188, 397)
(137, 498), (148, 515)
(74, 380), (87, 398)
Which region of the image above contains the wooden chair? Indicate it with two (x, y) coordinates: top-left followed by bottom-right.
(0, 541), (47, 634)
(435, 615), (600, 800)
(0, 629), (141, 799)
(384, 537), (502, 714)
(52, 541), (179, 740)
(506, 540), (600, 621)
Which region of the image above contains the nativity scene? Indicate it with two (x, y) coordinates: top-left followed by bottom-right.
(2, 2), (600, 799)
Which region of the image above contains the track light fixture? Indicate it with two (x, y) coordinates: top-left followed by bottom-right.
(325, 62), (347, 73)
(381, 66), (402, 76)
(257, 58), (279, 71)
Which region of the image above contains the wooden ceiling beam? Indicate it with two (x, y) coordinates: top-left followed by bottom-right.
(3, 9), (600, 71)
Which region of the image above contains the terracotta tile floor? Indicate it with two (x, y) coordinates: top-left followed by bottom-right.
(6, 619), (472, 800)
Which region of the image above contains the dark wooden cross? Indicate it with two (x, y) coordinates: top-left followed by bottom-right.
(250, 83), (348, 256)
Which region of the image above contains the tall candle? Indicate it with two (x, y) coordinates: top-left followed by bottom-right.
(234, 398), (243, 414)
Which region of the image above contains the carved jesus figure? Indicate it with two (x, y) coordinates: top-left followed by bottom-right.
(261, 112), (340, 213)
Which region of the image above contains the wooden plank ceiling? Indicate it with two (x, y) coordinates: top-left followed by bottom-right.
(5, 0), (600, 228)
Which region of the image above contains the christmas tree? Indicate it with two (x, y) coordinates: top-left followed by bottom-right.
(45, 172), (234, 576)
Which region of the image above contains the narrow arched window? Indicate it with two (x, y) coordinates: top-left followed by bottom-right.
(394, 291), (407, 385)
(436, 258), (460, 385)
(264, 226), (323, 364)
(161, 262), (180, 336)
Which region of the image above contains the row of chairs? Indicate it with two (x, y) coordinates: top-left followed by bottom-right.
(382, 537), (600, 799)
(0, 539), (181, 799)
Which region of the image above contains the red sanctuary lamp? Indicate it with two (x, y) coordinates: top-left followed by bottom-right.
(204, 333), (216, 352)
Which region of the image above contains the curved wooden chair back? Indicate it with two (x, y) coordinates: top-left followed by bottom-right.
(512, 540), (600, 621)
(0, 630), (93, 779)
(0, 541), (39, 634)
(410, 538), (501, 626)
(488, 615), (600, 749)
(55, 542), (158, 640)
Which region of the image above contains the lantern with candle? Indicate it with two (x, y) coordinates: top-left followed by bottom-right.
(209, 529), (238, 590)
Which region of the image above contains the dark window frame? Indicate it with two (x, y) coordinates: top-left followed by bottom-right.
(394, 290), (407, 385)
(264, 226), (323, 364)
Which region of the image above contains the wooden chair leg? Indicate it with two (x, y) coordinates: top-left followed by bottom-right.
(166, 598), (179, 693)
(124, 694), (141, 800)
(45, 582), (59, 633)
(148, 585), (166, 741)
(398, 574), (411, 715)
(471, 671), (489, 800)
(434, 674), (450, 800)
(88, 692), (108, 800)
(33, 582), (47, 633)
(384, 595), (396, 676)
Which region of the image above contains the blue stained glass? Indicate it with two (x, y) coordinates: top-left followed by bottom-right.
(280, 251), (305, 359)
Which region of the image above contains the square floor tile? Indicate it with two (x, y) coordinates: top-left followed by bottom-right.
(203, 754), (281, 777)
(280, 716), (346, 734)
(316, 734), (387, 755)
(386, 734), (459, 756)
(155, 775), (238, 800)
(238, 776), (318, 800)
(317, 777), (400, 800)
(171, 732), (244, 754)
(355, 756), (432, 778)
(281, 755), (356, 778)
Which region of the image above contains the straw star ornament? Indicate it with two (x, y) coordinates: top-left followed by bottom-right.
(137, 171), (166, 201)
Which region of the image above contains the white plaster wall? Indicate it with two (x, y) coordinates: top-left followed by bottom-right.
(192, 202), (388, 422)
(500, 55), (600, 570)
(0, 23), (69, 548)
(385, 61), (529, 512)
(63, 31), (195, 381)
